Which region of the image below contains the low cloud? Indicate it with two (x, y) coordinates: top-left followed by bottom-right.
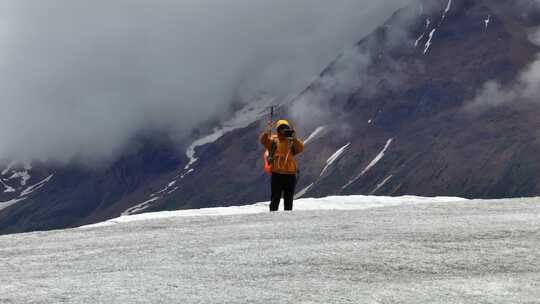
(289, 3), (419, 134)
(467, 57), (540, 110)
(466, 30), (540, 111)
(0, 0), (412, 165)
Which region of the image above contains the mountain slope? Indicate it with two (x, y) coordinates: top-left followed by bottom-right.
(0, 136), (185, 234)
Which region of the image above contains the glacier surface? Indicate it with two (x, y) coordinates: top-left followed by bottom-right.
(1, 195), (539, 303)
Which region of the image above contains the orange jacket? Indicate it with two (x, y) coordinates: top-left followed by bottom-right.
(260, 132), (304, 175)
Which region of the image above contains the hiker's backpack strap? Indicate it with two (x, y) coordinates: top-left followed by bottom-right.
(268, 137), (278, 164)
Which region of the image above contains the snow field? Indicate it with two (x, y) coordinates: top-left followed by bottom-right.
(2, 196), (540, 303)
(85, 195), (465, 228)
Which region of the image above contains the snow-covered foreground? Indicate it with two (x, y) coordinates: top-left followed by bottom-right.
(84, 195), (465, 228)
(1, 196), (540, 303)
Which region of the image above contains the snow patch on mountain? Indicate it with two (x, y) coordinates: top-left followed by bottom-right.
(320, 142), (350, 177)
(132, 96), (277, 215)
(184, 95), (276, 171)
(415, 18), (431, 47)
(442, 0), (452, 20)
(167, 187), (179, 194)
(8, 171), (31, 186)
(294, 183), (314, 199)
(371, 175), (393, 194)
(424, 28), (437, 54)
(0, 179), (15, 193)
(180, 169), (194, 179)
(20, 174), (54, 197)
(421, 0), (453, 55)
(1, 161), (34, 192)
(415, 33), (425, 47)
(304, 126), (326, 145)
(1, 161), (16, 176)
(359, 138), (393, 176)
(0, 197), (26, 211)
(342, 138), (393, 190)
(122, 197), (160, 216)
(151, 180), (179, 198)
(484, 15), (491, 29)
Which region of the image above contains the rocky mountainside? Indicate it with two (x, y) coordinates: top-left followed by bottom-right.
(3, 0), (540, 234)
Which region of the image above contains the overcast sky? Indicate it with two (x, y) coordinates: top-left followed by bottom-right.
(0, 0), (412, 165)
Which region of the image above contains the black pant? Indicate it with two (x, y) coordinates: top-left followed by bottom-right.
(270, 173), (296, 211)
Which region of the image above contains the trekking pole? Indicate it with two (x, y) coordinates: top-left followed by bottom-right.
(267, 106), (274, 135)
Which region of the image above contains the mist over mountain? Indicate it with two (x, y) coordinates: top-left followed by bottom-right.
(0, 0), (411, 165)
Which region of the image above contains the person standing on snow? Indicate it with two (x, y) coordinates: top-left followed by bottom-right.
(260, 119), (304, 212)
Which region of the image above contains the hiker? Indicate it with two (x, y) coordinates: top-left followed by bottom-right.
(260, 119), (304, 211)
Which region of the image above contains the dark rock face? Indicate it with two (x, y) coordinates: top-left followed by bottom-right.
(0, 136), (185, 234)
(3, 0), (540, 234)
